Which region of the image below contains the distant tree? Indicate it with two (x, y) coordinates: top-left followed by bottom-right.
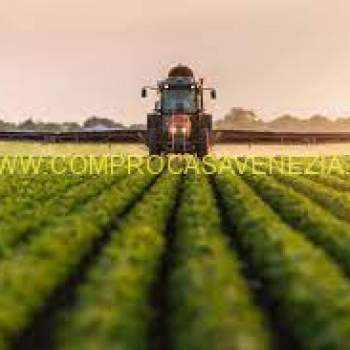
(307, 115), (333, 129)
(61, 122), (82, 131)
(224, 107), (258, 124)
(0, 120), (15, 131)
(268, 115), (302, 131)
(215, 108), (262, 129)
(18, 118), (37, 131)
(83, 116), (125, 129)
(335, 117), (350, 130)
(36, 122), (61, 132)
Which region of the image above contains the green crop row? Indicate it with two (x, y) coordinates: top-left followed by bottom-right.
(243, 158), (350, 208)
(0, 172), (123, 254)
(169, 171), (270, 350)
(286, 156), (350, 182)
(0, 169), (156, 349)
(279, 157), (350, 191)
(303, 173), (350, 192)
(56, 171), (181, 350)
(0, 155), (103, 202)
(0, 174), (86, 208)
(214, 167), (350, 349)
(271, 173), (350, 224)
(238, 168), (350, 275)
(0, 175), (85, 227)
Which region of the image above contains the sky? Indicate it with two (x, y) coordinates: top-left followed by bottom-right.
(1, 0), (350, 124)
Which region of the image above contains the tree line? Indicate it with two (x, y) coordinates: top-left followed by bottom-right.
(0, 116), (145, 132)
(215, 108), (350, 131)
(2, 109), (350, 132)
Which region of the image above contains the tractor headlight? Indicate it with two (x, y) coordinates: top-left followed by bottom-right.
(181, 127), (187, 134)
(170, 127), (176, 134)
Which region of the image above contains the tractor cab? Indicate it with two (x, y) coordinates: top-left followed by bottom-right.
(161, 82), (197, 115)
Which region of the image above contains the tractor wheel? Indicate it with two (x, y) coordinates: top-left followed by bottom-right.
(148, 128), (161, 156)
(197, 128), (210, 159)
(201, 114), (213, 130)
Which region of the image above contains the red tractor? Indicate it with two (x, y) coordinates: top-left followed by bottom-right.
(142, 65), (216, 157)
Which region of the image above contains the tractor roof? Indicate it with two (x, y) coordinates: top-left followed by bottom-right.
(168, 65), (194, 78)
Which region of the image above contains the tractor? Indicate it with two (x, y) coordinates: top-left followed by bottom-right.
(141, 65), (216, 157)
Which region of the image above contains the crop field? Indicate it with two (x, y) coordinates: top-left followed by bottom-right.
(3, 141), (350, 157)
(2, 155), (350, 349)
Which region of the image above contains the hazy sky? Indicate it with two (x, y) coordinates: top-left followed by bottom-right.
(1, 0), (350, 124)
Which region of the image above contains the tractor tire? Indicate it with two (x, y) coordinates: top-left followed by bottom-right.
(148, 128), (161, 156)
(147, 114), (160, 128)
(196, 128), (210, 159)
(201, 114), (213, 130)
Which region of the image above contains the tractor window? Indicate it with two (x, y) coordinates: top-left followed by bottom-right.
(162, 89), (196, 113)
